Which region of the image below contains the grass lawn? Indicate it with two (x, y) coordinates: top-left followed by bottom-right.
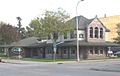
(22, 58), (75, 62)
(1, 55), (120, 62)
(0, 55), (75, 62)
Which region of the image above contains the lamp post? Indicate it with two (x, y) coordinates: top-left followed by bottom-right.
(76, 0), (84, 62)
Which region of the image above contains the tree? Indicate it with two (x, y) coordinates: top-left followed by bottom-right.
(27, 8), (74, 40)
(27, 8), (74, 61)
(16, 17), (22, 32)
(0, 22), (20, 44)
(16, 17), (27, 39)
(114, 23), (120, 43)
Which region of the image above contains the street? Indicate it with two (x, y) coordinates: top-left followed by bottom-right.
(0, 60), (120, 76)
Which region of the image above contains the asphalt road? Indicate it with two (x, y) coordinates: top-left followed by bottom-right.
(0, 60), (120, 76)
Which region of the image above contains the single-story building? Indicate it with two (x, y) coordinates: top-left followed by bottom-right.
(1, 37), (119, 60)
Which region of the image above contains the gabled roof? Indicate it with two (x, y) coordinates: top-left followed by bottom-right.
(71, 15), (109, 31)
(71, 16), (94, 30)
(0, 37), (41, 47)
(11, 37), (39, 47)
(95, 17), (110, 32)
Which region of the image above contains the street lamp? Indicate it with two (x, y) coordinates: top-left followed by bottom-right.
(76, 0), (84, 62)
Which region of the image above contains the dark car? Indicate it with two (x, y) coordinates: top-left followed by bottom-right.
(114, 51), (120, 57)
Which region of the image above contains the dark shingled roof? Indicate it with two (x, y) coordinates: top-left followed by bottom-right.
(0, 37), (40, 47)
(0, 37), (119, 47)
(9, 37), (51, 47)
(71, 16), (110, 32)
(71, 16), (94, 30)
(10, 37), (40, 47)
(58, 40), (120, 47)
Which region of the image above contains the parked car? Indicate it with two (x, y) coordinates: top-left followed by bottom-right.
(114, 51), (120, 57)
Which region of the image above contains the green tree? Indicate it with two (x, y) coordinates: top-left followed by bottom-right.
(16, 17), (22, 32)
(0, 22), (20, 45)
(16, 17), (27, 39)
(27, 8), (74, 40)
(114, 23), (120, 43)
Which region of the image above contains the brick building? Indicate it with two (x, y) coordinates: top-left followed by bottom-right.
(4, 16), (119, 59)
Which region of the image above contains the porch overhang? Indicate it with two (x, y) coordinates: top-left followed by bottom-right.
(58, 41), (120, 47)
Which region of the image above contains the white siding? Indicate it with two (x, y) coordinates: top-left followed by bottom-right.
(78, 30), (85, 40)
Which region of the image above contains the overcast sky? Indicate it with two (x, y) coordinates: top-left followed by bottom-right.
(0, 0), (120, 27)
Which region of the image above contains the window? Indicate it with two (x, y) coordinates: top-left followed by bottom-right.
(79, 34), (84, 38)
(56, 50), (59, 54)
(100, 50), (103, 54)
(64, 33), (67, 39)
(70, 31), (74, 39)
(74, 34), (77, 38)
(95, 47), (99, 54)
(100, 28), (103, 38)
(90, 50), (93, 54)
(71, 50), (75, 54)
(48, 50), (52, 54)
(95, 27), (99, 38)
(90, 27), (93, 38)
(63, 50), (67, 54)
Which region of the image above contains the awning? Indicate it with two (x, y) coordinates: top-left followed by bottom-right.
(58, 41), (120, 47)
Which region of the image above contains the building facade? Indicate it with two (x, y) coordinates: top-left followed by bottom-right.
(7, 16), (119, 59)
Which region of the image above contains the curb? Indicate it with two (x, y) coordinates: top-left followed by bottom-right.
(1, 58), (120, 64)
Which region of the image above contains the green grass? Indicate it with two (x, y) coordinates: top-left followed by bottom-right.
(0, 55), (8, 59)
(0, 55), (75, 62)
(22, 58), (74, 62)
(1, 56), (120, 62)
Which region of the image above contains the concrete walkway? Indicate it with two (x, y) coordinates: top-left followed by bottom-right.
(1, 58), (120, 64)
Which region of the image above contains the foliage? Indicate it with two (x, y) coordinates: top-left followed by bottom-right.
(16, 17), (27, 39)
(114, 23), (120, 43)
(0, 22), (20, 44)
(26, 8), (74, 40)
(16, 17), (22, 30)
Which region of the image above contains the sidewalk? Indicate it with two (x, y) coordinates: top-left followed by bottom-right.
(1, 58), (120, 64)
(1, 59), (34, 64)
(57, 58), (120, 64)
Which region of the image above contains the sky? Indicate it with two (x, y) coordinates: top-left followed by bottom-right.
(0, 0), (120, 27)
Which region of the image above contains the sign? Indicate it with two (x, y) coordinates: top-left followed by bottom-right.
(11, 47), (22, 54)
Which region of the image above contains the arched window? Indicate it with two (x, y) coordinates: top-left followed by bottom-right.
(95, 27), (99, 38)
(100, 28), (103, 38)
(90, 27), (93, 38)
